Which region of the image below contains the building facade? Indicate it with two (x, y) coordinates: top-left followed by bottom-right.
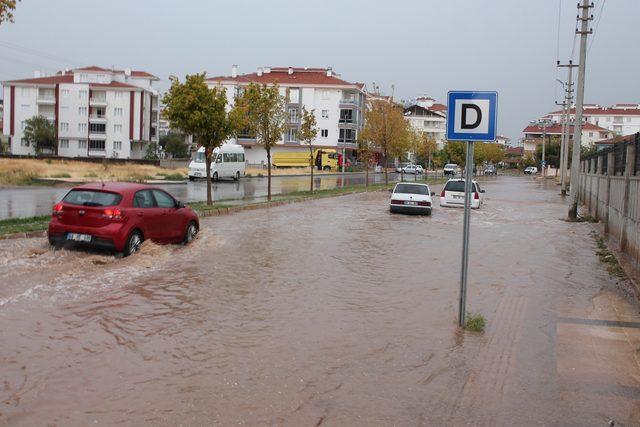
(521, 122), (612, 154)
(2, 66), (160, 159)
(206, 66), (366, 165)
(547, 103), (640, 137)
(403, 96), (447, 150)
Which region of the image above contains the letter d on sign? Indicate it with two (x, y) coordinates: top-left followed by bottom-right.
(461, 104), (482, 129)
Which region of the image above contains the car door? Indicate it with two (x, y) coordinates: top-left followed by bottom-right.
(132, 189), (161, 240)
(152, 189), (182, 242)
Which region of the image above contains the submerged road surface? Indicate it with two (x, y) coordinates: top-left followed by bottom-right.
(1, 176), (639, 426)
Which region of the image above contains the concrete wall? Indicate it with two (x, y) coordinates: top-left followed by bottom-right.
(579, 142), (639, 275)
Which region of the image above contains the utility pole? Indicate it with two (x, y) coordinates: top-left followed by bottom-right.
(556, 61), (576, 196)
(541, 121), (547, 177)
(568, 0), (593, 220)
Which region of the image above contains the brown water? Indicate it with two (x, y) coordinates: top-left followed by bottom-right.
(1, 176), (639, 426)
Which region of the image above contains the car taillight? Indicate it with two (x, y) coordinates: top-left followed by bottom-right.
(440, 190), (445, 197)
(390, 199), (403, 205)
(102, 208), (123, 220)
(474, 192), (479, 200)
(417, 201), (431, 206)
(52, 203), (63, 216)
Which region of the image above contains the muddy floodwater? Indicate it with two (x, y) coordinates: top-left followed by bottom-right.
(1, 176), (639, 426)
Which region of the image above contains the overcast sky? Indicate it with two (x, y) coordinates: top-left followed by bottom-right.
(1, 0), (638, 140)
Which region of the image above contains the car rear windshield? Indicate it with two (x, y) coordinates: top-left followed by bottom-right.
(63, 190), (122, 207)
(445, 164), (457, 168)
(394, 184), (430, 195)
(444, 181), (467, 192)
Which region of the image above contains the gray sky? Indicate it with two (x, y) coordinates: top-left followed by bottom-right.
(1, 0), (638, 140)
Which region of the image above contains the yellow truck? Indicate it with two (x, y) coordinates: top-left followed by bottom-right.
(272, 149), (339, 171)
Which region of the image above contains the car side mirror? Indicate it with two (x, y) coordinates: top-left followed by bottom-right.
(176, 201), (185, 209)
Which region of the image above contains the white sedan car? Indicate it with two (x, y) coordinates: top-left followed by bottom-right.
(389, 182), (434, 215)
(401, 164), (425, 174)
(439, 178), (485, 209)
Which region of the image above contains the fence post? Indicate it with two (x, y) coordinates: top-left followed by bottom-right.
(620, 143), (636, 251)
(605, 150), (615, 234)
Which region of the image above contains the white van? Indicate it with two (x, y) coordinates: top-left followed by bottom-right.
(188, 144), (246, 181)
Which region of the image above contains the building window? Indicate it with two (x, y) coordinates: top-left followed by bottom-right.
(21, 138), (29, 147)
(89, 123), (106, 134)
(78, 139), (87, 149)
(287, 128), (298, 142)
(89, 140), (105, 151)
(60, 122), (69, 132)
(288, 88), (300, 103)
(321, 110), (329, 119)
(626, 117), (631, 123)
(113, 141), (122, 151)
(288, 107), (299, 123)
(321, 129), (328, 138)
(61, 89), (70, 97)
(78, 123), (87, 133)
(114, 124), (123, 133)
(339, 128), (355, 143)
(59, 139), (69, 149)
(21, 121), (26, 130)
(114, 107), (123, 117)
(588, 132), (593, 137)
(60, 106), (69, 112)
(340, 109), (353, 123)
(79, 90), (88, 99)
(78, 107), (87, 116)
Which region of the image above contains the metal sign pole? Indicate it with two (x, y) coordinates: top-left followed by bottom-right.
(458, 140), (475, 327)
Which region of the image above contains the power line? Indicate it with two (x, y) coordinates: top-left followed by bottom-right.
(588, 0), (607, 53)
(0, 40), (82, 67)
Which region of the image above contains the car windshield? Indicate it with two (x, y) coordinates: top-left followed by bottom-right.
(194, 152), (205, 163)
(445, 164), (457, 169)
(444, 181), (467, 192)
(394, 184), (430, 195)
(63, 190), (122, 207)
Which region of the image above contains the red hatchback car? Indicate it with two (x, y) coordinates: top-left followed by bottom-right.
(48, 183), (199, 256)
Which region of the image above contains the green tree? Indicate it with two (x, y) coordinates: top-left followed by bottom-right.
(0, 0), (19, 25)
(299, 107), (318, 192)
(23, 115), (56, 155)
(479, 142), (505, 165)
(235, 83), (288, 201)
(162, 73), (240, 205)
(361, 99), (411, 185)
(161, 132), (189, 158)
(144, 141), (161, 160)
(443, 141), (465, 165)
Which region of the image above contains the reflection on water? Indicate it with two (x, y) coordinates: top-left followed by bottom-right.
(0, 173), (405, 219)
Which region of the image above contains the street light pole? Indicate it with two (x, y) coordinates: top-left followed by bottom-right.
(542, 122), (547, 177)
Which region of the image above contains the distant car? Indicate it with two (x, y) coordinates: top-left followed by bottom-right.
(389, 182), (435, 215)
(484, 165), (497, 175)
(396, 162), (410, 173)
(400, 164), (425, 174)
(48, 183), (200, 256)
(524, 166), (538, 175)
(374, 165), (383, 174)
(439, 178), (485, 209)
(443, 163), (460, 175)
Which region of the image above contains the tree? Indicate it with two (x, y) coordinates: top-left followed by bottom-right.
(0, 0), (19, 25)
(235, 83), (288, 201)
(479, 142), (505, 165)
(161, 132), (189, 158)
(23, 116), (56, 155)
(357, 130), (376, 189)
(163, 73), (240, 205)
(443, 141), (466, 165)
(299, 107), (318, 192)
(361, 99), (412, 185)
(144, 141), (161, 160)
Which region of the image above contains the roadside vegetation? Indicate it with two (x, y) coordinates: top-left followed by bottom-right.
(0, 215), (50, 236)
(464, 313), (487, 333)
(0, 158), (187, 185)
(591, 231), (627, 279)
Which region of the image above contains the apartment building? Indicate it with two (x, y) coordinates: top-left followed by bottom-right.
(521, 122), (612, 154)
(546, 103), (640, 137)
(206, 66), (366, 165)
(2, 66), (160, 159)
(403, 96), (447, 149)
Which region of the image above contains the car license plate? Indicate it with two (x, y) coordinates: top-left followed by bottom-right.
(193, 171), (202, 177)
(67, 233), (92, 242)
(453, 195), (463, 199)
(404, 201), (417, 205)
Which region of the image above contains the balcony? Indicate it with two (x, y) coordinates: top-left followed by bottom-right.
(89, 114), (107, 123)
(36, 95), (56, 105)
(89, 96), (107, 107)
(337, 140), (357, 149)
(340, 98), (359, 107)
(88, 131), (107, 140)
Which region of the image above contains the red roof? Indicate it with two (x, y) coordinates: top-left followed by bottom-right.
(5, 74), (74, 85)
(595, 132), (638, 145)
(207, 68), (361, 88)
(523, 122), (610, 134)
(90, 81), (139, 89)
(549, 107), (640, 116)
(430, 103), (447, 112)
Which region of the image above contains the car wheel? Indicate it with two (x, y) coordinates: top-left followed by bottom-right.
(323, 166), (331, 171)
(184, 221), (198, 244)
(234, 171), (240, 181)
(213, 172), (218, 182)
(188, 176), (195, 182)
(124, 230), (143, 257)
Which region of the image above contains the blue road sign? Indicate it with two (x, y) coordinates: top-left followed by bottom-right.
(446, 91), (498, 142)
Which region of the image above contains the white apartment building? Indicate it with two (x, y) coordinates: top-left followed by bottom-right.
(2, 66), (160, 159)
(206, 66), (366, 165)
(403, 96), (447, 150)
(547, 103), (640, 137)
(522, 122), (612, 154)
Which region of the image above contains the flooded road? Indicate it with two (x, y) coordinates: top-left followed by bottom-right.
(0, 172), (409, 219)
(1, 176), (639, 426)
